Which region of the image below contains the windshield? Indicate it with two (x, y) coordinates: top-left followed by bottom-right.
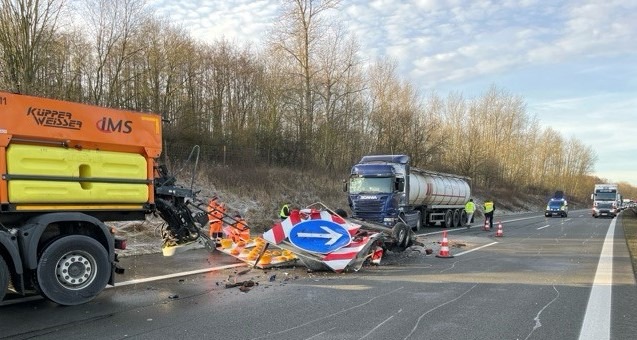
(548, 200), (565, 208)
(349, 177), (393, 194)
(595, 191), (617, 201)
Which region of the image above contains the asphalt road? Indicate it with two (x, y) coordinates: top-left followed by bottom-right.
(2, 209), (637, 340)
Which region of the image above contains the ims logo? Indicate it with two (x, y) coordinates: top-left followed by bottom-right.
(96, 117), (133, 133)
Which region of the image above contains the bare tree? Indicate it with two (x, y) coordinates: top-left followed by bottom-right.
(0, 0), (65, 94)
(313, 24), (365, 170)
(73, 0), (148, 106)
(266, 0), (341, 164)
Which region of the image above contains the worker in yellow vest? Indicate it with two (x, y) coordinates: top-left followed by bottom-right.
(279, 204), (290, 220)
(483, 200), (495, 230)
(464, 198), (476, 228)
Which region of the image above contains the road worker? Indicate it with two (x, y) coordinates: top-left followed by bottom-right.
(464, 198), (476, 228)
(209, 201), (225, 245)
(207, 198), (218, 229)
(483, 199), (495, 230)
(279, 204), (290, 220)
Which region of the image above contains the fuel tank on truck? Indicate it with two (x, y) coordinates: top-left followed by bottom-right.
(408, 170), (470, 206)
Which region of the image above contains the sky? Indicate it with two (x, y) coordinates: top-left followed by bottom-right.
(148, 0), (637, 187)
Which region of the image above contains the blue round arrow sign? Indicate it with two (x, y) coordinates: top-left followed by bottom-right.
(288, 219), (352, 254)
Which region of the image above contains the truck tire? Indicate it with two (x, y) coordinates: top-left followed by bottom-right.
(335, 208), (348, 218)
(460, 210), (468, 227)
(1, 256), (9, 302)
(452, 210), (461, 228)
(443, 210), (453, 228)
(35, 235), (110, 306)
(391, 222), (410, 251)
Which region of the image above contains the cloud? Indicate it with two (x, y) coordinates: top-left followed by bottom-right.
(146, 0), (637, 186)
(148, 0), (279, 46)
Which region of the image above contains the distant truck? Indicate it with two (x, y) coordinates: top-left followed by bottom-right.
(591, 184), (621, 218)
(545, 191), (568, 217)
(344, 155), (471, 233)
(623, 199), (634, 209)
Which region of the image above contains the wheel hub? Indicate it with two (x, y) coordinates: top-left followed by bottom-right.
(56, 252), (95, 288)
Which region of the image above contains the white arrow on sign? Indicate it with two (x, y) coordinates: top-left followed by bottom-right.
(297, 226), (343, 245)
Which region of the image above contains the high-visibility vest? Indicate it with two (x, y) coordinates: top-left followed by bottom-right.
(484, 201), (494, 213)
(207, 199), (218, 221)
(279, 205), (290, 219)
(212, 204), (225, 220)
(465, 201), (476, 213)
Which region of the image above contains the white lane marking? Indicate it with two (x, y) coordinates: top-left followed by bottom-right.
(453, 242), (499, 256)
(578, 218), (615, 340)
(422, 214), (553, 236)
(0, 263), (248, 306)
(537, 225), (551, 230)
(111, 263), (249, 287)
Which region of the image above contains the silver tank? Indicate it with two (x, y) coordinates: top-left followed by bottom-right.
(408, 170), (470, 206)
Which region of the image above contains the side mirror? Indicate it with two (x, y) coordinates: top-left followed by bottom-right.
(342, 180), (348, 192)
(396, 178), (405, 192)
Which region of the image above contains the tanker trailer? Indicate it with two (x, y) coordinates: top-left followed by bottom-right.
(344, 155), (471, 231)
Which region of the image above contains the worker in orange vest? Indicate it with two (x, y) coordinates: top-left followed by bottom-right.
(209, 201), (225, 245)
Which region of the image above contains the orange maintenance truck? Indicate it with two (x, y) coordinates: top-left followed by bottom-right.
(0, 91), (210, 305)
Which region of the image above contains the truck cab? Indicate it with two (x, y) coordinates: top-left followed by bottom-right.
(346, 159), (406, 228)
(591, 184), (620, 218)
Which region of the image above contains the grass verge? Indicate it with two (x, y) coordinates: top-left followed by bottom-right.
(621, 207), (637, 279)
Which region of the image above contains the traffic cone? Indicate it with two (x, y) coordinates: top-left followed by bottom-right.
(436, 231), (454, 258)
(371, 246), (383, 265)
(495, 221), (503, 237)
(483, 218), (490, 231)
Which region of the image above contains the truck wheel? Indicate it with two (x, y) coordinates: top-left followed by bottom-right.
(1, 256), (9, 302)
(443, 210), (453, 228)
(391, 223), (410, 251)
(36, 235), (110, 306)
(452, 210), (461, 228)
(334, 208), (348, 218)
(460, 210), (468, 227)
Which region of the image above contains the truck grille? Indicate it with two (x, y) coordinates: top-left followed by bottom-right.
(352, 199), (384, 222)
(597, 203), (612, 209)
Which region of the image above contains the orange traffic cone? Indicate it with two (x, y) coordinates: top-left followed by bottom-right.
(483, 218), (490, 231)
(495, 221), (503, 237)
(436, 231), (454, 258)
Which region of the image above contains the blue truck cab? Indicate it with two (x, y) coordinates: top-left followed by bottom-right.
(346, 156), (409, 228)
